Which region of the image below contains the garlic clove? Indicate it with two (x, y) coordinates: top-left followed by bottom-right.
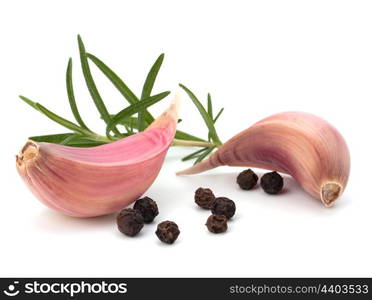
(177, 111), (350, 207)
(16, 96), (179, 217)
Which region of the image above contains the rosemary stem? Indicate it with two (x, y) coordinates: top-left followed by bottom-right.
(172, 139), (215, 148)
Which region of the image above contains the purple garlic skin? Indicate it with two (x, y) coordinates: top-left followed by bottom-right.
(178, 112), (350, 207)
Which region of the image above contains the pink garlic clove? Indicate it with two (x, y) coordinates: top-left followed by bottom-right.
(177, 111), (350, 207)
(16, 97), (179, 217)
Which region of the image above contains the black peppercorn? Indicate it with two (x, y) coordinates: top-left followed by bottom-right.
(236, 168), (258, 190)
(116, 208), (144, 237)
(155, 221), (180, 244)
(260, 171), (284, 194)
(206, 214), (228, 233)
(133, 196), (159, 223)
(194, 187), (216, 209)
(211, 197), (236, 219)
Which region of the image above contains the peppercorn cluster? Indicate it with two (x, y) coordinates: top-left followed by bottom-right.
(194, 187), (236, 234)
(236, 169), (284, 194)
(116, 196), (180, 244)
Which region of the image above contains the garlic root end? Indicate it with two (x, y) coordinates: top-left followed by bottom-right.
(16, 140), (39, 171)
(321, 182), (342, 207)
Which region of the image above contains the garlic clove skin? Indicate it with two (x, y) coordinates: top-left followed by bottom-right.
(177, 112), (350, 207)
(16, 96), (179, 217)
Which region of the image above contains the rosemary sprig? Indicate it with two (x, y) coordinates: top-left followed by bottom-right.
(19, 34), (224, 167)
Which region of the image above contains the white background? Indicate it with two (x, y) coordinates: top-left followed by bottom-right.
(1, 0), (371, 277)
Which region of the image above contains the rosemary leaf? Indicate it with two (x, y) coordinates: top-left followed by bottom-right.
(181, 147), (208, 161)
(63, 138), (107, 147)
(29, 133), (75, 143)
(60, 134), (109, 147)
(35, 103), (92, 136)
(60, 133), (83, 145)
(213, 107), (224, 123)
(207, 93), (213, 119)
(77, 35), (121, 137)
(175, 130), (207, 142)
(194, 146), (215, 164)
(141, 54), (164, 99)
(106, 91), (170, 137)
(139, 54), (165, 131)
(137, 108), (145, 133)
(207, 93), (213, 141)
(63, 140), (107, 147)
(30, 133), (112, 147)
(20, 96), (90, 136)
(179, 84), (222, 146)
(66, 58), (90, 131)
(19, 95), (38, 109)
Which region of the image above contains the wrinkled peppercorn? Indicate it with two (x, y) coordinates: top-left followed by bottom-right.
(133, 196), (159, 223)
(237, 169), (258, 190)
(260, 171), (284, 194)
(211, 197), (236, 219)
(194, 187), (216, 209)
(206, 214), (228, 233)
(117, 208), (144, 237)
(155, 221), (180, 244)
